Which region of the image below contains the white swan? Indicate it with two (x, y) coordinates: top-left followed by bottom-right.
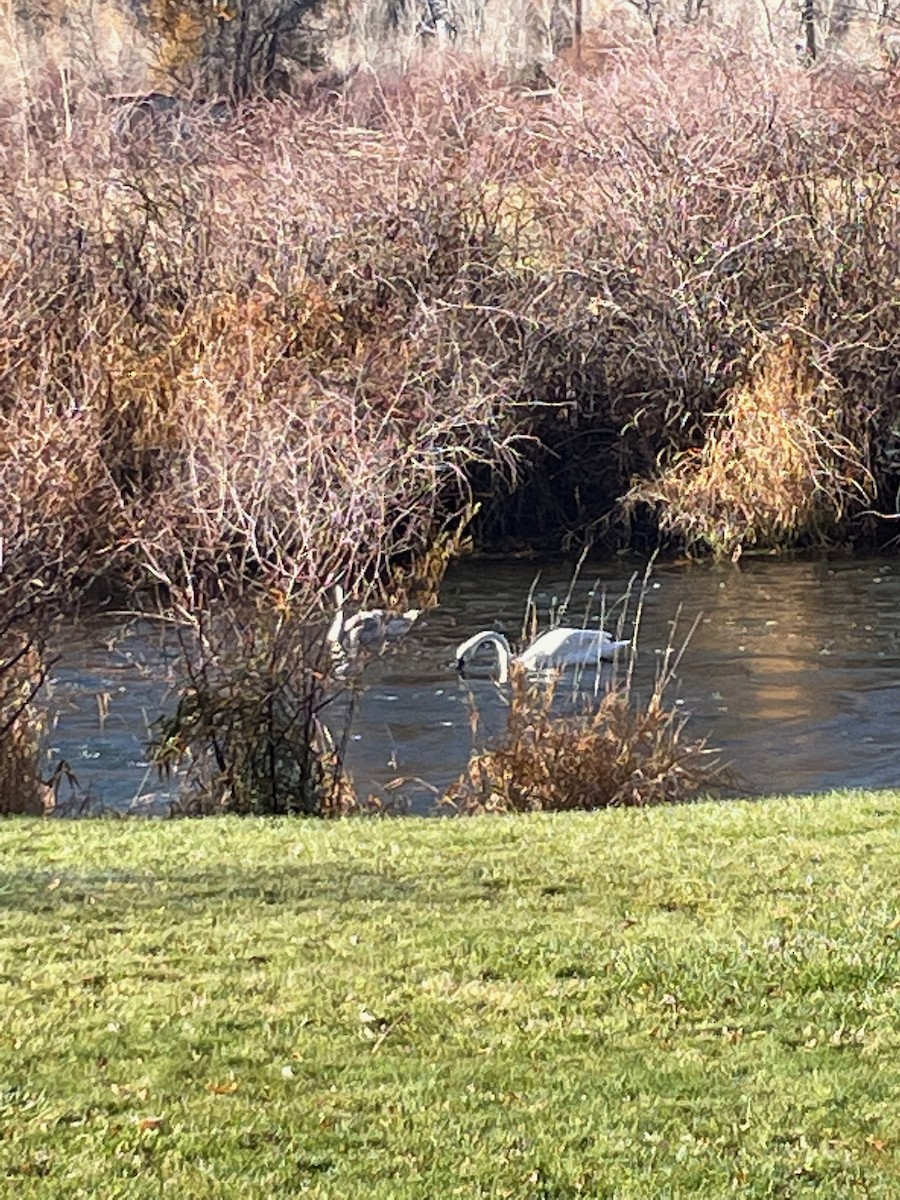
(326, 586), (420, 661)
(455, 627), (631, 683)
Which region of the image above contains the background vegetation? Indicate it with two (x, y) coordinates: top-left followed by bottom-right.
(3, 22), (899, 594)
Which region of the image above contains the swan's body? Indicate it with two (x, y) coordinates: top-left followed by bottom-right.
(455, 627), (630, 683)
(326, 587), (420, 664)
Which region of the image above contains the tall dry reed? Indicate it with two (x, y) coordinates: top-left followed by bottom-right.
(627, 335), (875, 556)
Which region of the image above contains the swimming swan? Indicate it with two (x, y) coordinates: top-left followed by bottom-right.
(455, 627), (631, 683)
(326, 586), (420, 661)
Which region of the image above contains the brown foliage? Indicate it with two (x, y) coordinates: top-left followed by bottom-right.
(627, 336), (874, 556)
(0, 599), (52, 817)
(443, 667), (729, 813)
(2, 41), (900, 609)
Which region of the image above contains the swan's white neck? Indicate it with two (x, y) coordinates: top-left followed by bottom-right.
(457, 630), (513, 683)
(325, 585), (346, 648)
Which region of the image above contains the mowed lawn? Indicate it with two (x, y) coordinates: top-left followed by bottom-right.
(2, 794), (900, 1198)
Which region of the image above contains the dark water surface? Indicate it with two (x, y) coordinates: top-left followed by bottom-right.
(44, 556), (900, 812)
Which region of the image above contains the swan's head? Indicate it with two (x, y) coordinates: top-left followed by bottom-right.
(395, 609), (421, 630)
(454, 630), (512, 677)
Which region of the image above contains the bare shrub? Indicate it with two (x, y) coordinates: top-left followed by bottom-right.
(3, 41), (900, 595)
(0, 93), (523, 603)
(149, 583), (360, 817)
(0, 645), (48, 816)
(0, 406), (129, 587)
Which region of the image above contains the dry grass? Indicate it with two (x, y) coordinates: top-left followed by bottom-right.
(0, 617), (50, 816)
(444, 664), (729, 813)
(444, 565), (729, 814)
(628, 336), (875, 556)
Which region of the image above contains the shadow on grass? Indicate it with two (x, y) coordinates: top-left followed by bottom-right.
(0, 861), (483, 916)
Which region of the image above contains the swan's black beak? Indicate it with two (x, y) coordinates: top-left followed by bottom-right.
(455, 658), (466, 675)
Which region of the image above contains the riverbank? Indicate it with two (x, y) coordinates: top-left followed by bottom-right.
(3, 790), (900, 1196)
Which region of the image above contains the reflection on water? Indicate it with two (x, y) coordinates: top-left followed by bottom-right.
(43, 556), (900, 813)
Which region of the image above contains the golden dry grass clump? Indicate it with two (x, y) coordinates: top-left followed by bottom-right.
(0, 638), (50, 816)
(0, 722), (48, 816)
(628, 336), (873, 557)
(443, 669), (728, 813)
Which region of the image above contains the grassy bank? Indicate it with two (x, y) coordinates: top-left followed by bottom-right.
(3, 792), (900, 1196)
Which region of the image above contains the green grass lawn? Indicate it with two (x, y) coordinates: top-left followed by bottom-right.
(2, 793), (900, 1198)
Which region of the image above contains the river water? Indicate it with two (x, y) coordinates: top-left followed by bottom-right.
(43, 555), (900, 813)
